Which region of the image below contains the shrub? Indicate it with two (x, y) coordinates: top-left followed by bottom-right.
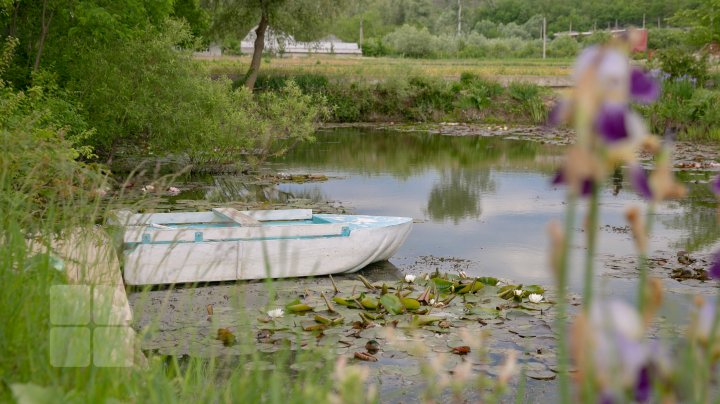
(384, 25), (436, 58)
(548, 36), (579, 58)
(655, 47), (709, 83)
(647, 28), (687, 50)
(64, 20), (322, 168)
(455, 72), (505, 109)
(507, 81), (547, 123)
(0, 38), (104, 232)
(361, 37), (389, 57)
(581, 32), (611, 46)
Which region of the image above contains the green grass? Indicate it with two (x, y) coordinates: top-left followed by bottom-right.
(200, 55), (573, 81)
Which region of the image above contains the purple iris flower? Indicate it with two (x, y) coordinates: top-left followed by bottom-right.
(710, 174), (720, 196)
(709, 250), (720, 280)
(580, 178), (594, 196)
(547, 100), (567, 127)
(630, 68), (661, 104)
(596, 103), (629, 143)
(630, 164), (653, 200)
(551, 169), (594, 197)
(634, 366), (651, 402)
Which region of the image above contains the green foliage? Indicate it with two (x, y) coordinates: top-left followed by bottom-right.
(0, 38), (104, 232)
(547, 36), (579, 58)
(655, 48), (709, 82)
(249, 81), (326, 164)
(647, 28), (687, 50)
(384, 25), (436, 58)
(254, 69), (549, 124)
(59, 20), (322, 167)
(327, 0), (695, 58)
(361, 37), (389, 57)
(581, 31), (611, 46)
(668, 0), (720, 46)
(507, 81), (547, 124)
(173, 0), (211, 43)
(455, 72), (505, 110)
(641, 77), (720, 141)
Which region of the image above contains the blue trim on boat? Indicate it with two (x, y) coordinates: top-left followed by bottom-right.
(125, 226), (352, 250)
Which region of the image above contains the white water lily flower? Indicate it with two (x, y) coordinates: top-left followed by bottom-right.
(429, 298), (436, 305)
(528, 294), (543, 303)
(513, 289), (523, 297)
(267, 308), (284, 319)
(404, 274), (416, 283)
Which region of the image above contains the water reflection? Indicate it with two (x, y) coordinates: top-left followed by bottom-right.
(426, 167), (494, 223)
(175, 128), (719, 294)
(206, 176), (328, 204)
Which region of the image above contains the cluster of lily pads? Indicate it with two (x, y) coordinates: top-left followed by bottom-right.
(215, 271), (555, 366)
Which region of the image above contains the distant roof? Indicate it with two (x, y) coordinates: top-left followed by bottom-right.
(240, 27), (361, 55)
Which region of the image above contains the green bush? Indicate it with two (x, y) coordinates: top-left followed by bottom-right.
(455, 72), (505, 109)
(0, 38), (104, 232)
(255, 73), (329, 93)
(384, 25), (436, 58)
(361, 37), (389, 57)
(647, 28), (687, 50)
(507, 81), (547, 123)
(581, 32), (611, 46)
(63, 20), (322, 168)
(548, 36), (579, 58)
(655, 47), (709, 83)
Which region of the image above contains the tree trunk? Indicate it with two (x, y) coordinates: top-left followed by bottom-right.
(33, 0), (53, 72)
(456, 0), (462, 36)
(244, 11), (269, 91)
(9, 1), (20, 37)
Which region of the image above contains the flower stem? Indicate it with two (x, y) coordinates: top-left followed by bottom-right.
(700, 296), (720, 402)
(636, 203), (655, 313)
(557, 192), (577, 404)
(582, 184), (600, 311)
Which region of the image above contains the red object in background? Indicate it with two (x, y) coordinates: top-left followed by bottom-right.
(632, 29), (648, 52)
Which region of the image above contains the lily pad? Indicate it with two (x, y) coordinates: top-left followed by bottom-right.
(380, 294), (404, 315)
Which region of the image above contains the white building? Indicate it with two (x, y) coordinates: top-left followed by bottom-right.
(240, 28), (362, 56)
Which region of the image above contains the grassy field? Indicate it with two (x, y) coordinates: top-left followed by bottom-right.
(199, 55), (574, 81)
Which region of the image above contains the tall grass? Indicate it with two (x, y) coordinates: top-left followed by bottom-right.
(202, 55), (573, 81)
(254, 71), (550, 124)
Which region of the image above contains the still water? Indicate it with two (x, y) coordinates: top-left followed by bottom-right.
(163, 127), (719, 306)
(264, 127), (718, 301)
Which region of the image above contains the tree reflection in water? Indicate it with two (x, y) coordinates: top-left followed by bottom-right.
(425, 167), (495, 224)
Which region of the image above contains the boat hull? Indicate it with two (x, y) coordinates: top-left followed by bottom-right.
(119, 210), (412, 285)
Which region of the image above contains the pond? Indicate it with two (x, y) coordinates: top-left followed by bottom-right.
(129, 127), (720, 400)
(268, 128), (718, 299)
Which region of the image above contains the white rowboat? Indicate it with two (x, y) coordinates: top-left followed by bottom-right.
(115, 208), (413, 285)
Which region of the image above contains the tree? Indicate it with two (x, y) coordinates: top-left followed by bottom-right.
(669, 0), (720, 46)
(210, 0), (347, 90)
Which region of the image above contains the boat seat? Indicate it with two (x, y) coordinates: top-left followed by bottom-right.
(212, 208), (262, 227)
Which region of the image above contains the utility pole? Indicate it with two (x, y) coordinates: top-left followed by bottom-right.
(642, 13), (646, 29)
(359, 18), (363, 48)
(543, 16), (547, 59)
(457, 0), (462, 36)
